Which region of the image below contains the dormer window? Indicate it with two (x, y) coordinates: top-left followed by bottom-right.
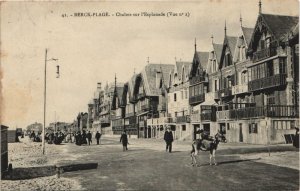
(225, 53), (232, 67)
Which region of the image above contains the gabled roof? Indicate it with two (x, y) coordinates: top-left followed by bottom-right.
(241, 27), (254, 47)
(261, 13), (298, 41)
(141, 63), (174, 96)
(226, 36), (238, 54)
(196, 52), (209, 71)
(213, 43), (223, 64)
(175, 61), (191, 80)
(128, 74), (137, 99)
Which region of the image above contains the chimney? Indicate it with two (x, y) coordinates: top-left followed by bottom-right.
(97, 82), (101, 91)
(156, 71), (162, 89)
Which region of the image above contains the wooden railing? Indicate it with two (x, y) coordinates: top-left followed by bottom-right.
(100, 118), (110, 124)
(248, 74), (287, 91)
(190, 76), (207, 85)
(216, 105), (298, 120)
(189, 94), (205, 105)
(219, 87), (232, 98)
(176, 115), (190, 123)
(253, 45), (277, 62)
(201, 112), (216, 121)
(232, 84), (248, 95)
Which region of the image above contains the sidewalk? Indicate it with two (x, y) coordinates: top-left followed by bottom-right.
(104, 136), (299, 155)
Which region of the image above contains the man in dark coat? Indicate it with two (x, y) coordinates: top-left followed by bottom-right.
(81, 130), (87, 145)
(164, 127), (174, 153)
(87, 131), (92, 145)
(120, 131), (128, 151)
(95, 131), (101, 145)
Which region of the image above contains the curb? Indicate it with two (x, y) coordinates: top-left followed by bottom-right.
(2, 162), (98, 180)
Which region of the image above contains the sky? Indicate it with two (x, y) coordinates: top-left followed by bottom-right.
(1, 0), (298, 129)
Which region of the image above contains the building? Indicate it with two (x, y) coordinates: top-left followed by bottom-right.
(167, 61), (192, 140)
(135, 63), (173, 138)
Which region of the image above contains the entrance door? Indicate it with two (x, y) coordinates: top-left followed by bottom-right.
(239, 123), (243, 142)
(203, 124), (210, 135)
(148, 127), (151, 138)
(193, 124), (200, 140)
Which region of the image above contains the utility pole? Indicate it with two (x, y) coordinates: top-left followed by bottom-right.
(42, 48), (59, 155)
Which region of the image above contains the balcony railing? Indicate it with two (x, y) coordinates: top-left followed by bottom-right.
(216, 110), (231, 120)
(201, 112), (216, 121)
(176, 115), (190, 123)
(100, 118), (110, 124)
(232, 84), (248, 95)
(189, 94), (205, 105)
(248, 74), (287, 92)
(190, 76), (207, 85)
(216, 105), (298, 120)
(219, 88), (232, 98)
(253, 46), (277, 62)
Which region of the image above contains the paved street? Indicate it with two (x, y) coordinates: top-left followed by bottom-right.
(60, 137), (299, 191)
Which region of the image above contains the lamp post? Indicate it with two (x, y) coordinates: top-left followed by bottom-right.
(43, 48), (59, 155)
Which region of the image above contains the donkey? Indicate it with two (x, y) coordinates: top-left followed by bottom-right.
(190, 132), (227, 166)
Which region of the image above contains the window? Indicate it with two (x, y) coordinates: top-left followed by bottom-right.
(182, 125), (186, 131)
(249, 123), (258, 134)
(174, 93), (177, 102)
(279, 58), (286, 74)
(267, 92), (275, 105)
(215, 80), (218, 91)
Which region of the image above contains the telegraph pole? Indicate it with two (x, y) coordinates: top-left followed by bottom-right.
(42, 49), (59, 155)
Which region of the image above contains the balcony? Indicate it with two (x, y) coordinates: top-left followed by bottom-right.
(219, 88), (232, 98)
(190, 76), (207, 85)
(216, 110), (231, 120)
(201, 112), (216, 121)
(100, 118), (110, 124)
(253, 44), (277, 62)
(125, 112), (135, 118)
(216, 105), (298, 120)
(248, 74), (287, 92)
(265, 105), (299, 118)
(189, 94), (205, 105)
(232, 84), (248, 95)
(176, 115), (190, 123)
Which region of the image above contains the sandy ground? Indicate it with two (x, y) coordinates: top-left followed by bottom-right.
(240, 151), (299, 170)
(1, 136), (83, 191)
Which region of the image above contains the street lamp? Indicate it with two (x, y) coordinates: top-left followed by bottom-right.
(43, 48), (59, 155)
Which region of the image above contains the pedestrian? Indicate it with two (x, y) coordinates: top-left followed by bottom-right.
(87, 131), (92, 145)
(164, 127), (174, 153)
(120, 131), (128, 151)
(95, 131), (101, 145)
(75, 131), (82, 146)
(81, 130), (87, 145)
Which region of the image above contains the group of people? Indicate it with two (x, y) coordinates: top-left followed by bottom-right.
(45, 131), (65, 145)
(29, 131), (42, 142)
(74, 130), (102, 146)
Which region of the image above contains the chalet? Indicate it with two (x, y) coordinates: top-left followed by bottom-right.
(167, 61), (192, 140)
(135, 63), (173, 138)
(215, 2), (299, 144)
(111, 75), (126, 135)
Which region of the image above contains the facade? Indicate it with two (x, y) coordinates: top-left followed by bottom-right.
(85, 1), (299, 144)
(167, 61), (192, 140)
